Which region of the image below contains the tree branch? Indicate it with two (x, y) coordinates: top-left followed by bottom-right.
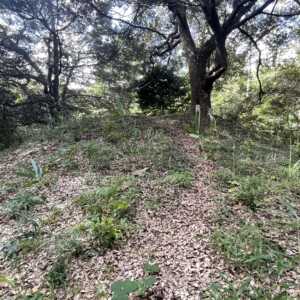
(239, 28), (264, 102)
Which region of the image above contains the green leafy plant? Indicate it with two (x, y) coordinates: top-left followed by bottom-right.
(163, 170), (193, 188)
(55, 233), (83, 258)
(2, 236), (42, 260)
(89, 216), (122, 248)
(83, 141), (117, 170)
(111, 276), (156, 300)
(74, 177), (137, 249)
(143, 262), (160, 275)
(46, 257), (68, 289)
(3, 192), (44, 219)
(0, 274), (15, 287)
(230, 175), (267, 211)
(213, 224), (294, 275)
(16, 292), (45, 300)
(207, 277), (294, 300)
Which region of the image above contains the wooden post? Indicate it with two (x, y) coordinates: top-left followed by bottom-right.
(195, 105), (201, 134)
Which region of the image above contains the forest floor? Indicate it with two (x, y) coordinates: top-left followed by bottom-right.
(0, 115), (299, 300)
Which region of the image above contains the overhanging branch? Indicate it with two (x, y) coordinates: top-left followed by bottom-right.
(239, 28), (264, 102)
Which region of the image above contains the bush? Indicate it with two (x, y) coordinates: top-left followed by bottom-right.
(230, 176), (267, 211)
(136, 66), (187, 112)
(215, 168), (236, 188)
(89, 216), (122, 248)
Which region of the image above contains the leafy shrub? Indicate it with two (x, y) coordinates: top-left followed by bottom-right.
(136, 65), (187, 112)
(230, 175), (267, 211)
(215, 168), (236, 188)
(143, 262), (160, 275)
(213, 225), (294, 275)
(89, 216), (122, 248)
(46, 257), (68, 289)
(56, 234), (83, 258)
(163, 170), (193, 188)
(3, 192), (44, 219)
(74, 177), (137, 249)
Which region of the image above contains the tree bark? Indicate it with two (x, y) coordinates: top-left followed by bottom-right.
(188, 54), (213, 131)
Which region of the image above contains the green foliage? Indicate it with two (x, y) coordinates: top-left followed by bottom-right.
(58, 145), (80, 171)
(136, 66), (187, 112)
(208, 277), (294, 300)
(143, 262), (160, 275)
(213, 224), (294, 275)
(46, 257), (68, 289)
(74, 176), (137, 249)
(230, 175), (267, 211)
(2, 236), (42, 259)
(16, 292), (45, 300)
(42, 207), (63, 226)
(2, 192), (44, 219)
(89, 216), (122, 248)
(55, 233), (83, 258)
(0, 274), (15, 287)
(142, 129), (187, 170)
(111, 276), (156, 300)
(213, 62), (300, 141)
(214, 168), (236, 188)
(83, 141), (117, 170)
(163, 170), (193, 188)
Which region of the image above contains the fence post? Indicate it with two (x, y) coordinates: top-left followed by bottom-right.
(195, 105), (201, 134)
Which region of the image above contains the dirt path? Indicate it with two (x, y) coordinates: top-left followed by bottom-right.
(97, 128), (227, 299)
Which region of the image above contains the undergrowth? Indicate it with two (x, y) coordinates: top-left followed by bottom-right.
(201, 125), (300, 298)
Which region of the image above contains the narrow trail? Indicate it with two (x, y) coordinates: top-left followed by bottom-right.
(76, 125), (227, 299)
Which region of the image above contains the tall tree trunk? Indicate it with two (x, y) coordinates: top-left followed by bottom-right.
(189, 58), (213, 131)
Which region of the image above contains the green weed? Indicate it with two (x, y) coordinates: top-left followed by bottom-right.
(230, 176), (267, 211)
(74, 176), (137, 249)
(2, 236), (42, 259)
(163, 170), (193, 188)
(111, 276), (156, 300)
(55, 233), (83, 258)
(214, 168), (236, 188)
(207, 277), (294, 300)
(213, 224), (295, 276)
(83, 141), (117, 170)
(89, 216), (122, 248)
(46, 257), (68, 289)
(16, 292), (45, 300)
(2, 192), (44, 219)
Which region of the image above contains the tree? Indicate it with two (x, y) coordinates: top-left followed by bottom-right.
(90, 0), (300, 130)
(136, 65), (186, 112)
(0, 0), (91, 120)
